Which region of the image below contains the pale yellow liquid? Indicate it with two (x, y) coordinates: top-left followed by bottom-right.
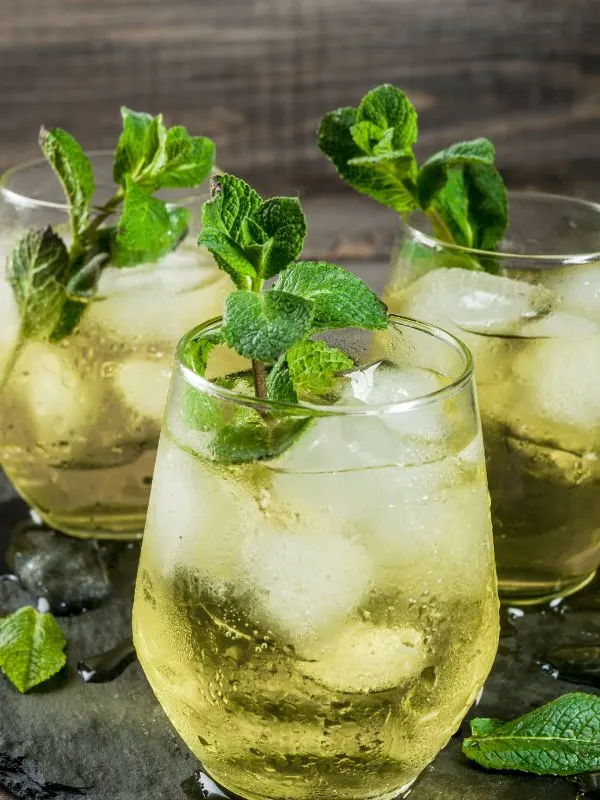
(386, 265), (600, 602)
(0, 242), (234, 539)
(134, 425), (499, 800)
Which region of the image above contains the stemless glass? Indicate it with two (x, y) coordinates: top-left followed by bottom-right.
(386, 191), (600, 604)
(133, 316), (499, 800)
(0, 154), (234, 539)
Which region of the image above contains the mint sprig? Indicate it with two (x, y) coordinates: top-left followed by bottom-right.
(185, 173), (387, 462)
(0, 606), (66, 693)
(318, 83), (508, 268)
(0, 110), (215, 393)
(463, 693), (600, 776)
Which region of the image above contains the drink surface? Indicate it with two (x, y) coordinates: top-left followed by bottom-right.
(0, 237), (234, 538)
(386, 264), (600, 601)
(133, 360), (499, 800)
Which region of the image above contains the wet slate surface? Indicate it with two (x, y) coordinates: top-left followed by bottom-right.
(0, 471), (597, 800)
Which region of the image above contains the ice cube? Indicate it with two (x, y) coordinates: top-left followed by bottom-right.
(90, 245), (231, 343)
(115, 359), (172, 421)
(511, 335), (600, 452)
(15, 342), (97, 446)
(299, 621), (426, 693)
(0, 274), (20, 378)
(388, 268), (554, 383)
(520, 311), (600, 338)
(552, 264), (600, 321)
(390, 268), (554, 336)
(242, 528), (372, 646)
(146, 436), (254, 588)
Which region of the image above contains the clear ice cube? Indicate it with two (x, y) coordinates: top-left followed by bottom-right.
(115, 359), (172, 421)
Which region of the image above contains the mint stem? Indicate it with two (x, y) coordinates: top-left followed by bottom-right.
(425, 207), (456, 245)
(252, 360), (268, 400)
(68, 189), (124, 264)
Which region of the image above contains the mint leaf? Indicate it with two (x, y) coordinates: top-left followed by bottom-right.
(202, 174), (262, 241)
(39, 127), (94, 240)
(222, 290), (314, 363)
(0, 606), (66, 693)
(113, 107), (154, 185)
(8, 227), (70, 340)
(417, 138), (495, 210)
(251, 197), (306, 279)
(275, 261), (387, 331)
(198, 229), (256, 289)
(318, 87), (419, 213)
(49, 299), (87, 342)
(287, 340), (353, 394)
(113, 179), (189, 266)
(154, 127), (215, 189)
(266, 356), (298, 404)
(210, 417), (308, 464)
(356, 84), (418, 150)
(183, 329), (224, 375)
(463, 693), (600, 776)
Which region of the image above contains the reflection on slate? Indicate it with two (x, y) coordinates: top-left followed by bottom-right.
(539, 643), (600, 689)
(6, 524), (112, 615)
(77, 639), (137, 684)
(569, 773), (600, 798)
(181, 769), (244, 800)
(0, 753), (88, 799)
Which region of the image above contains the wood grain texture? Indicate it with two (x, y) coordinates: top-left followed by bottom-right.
(0, 0), (599, 196)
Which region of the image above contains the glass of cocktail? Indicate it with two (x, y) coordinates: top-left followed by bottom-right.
(0, 153), (235, 539)
(133, 314), (499, 800)
(386, 191), (600, 604)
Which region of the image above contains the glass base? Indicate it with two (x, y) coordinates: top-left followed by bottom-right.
(498, 569), (597, 606)
(189, 765), (416, 800)
(32, 506), (145, 541)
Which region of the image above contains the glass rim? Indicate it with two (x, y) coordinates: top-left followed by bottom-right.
(0, 151), (217, 212)
(402, 189), (600, 265)
(176, 314), (475, 418)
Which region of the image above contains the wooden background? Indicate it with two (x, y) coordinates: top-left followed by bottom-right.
(1, 0), (600, 197)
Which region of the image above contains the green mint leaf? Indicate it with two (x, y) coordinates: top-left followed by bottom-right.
(469, 718), (506, 738)
(210, 417), (308, 464)
(202, 174), (262, 241)
(198, 229), (256, 289)
(8, 227), (69, 340)
(287, 340), (353, 395)
(251, 197), (306, 279)
(416, 138), (495, 210)
(275, 260), (387, 331)
(318, 86), (419, 213)
(153, 127), (215, 189)
(463, 692), (600, 776)
(266, 356), (298, 404)
(49, 299), (87, 342)
(356, 84), (418, 151)
(463, 162), (508, 252)
(222, 290), (314, 363)
(39, 127), (94, 240)
(66, 252), (109, 300)
(0, 606), (66, 693)
(113, 179), (189, 267)
(184, 329), (224, 375)
(113, 107), (154, 185)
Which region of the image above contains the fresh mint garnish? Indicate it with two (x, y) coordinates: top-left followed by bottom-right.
(0, 110), (215, 393)
(183, 173), (388, 464)
(0, 606), (66, 693)
(463, 692), (600, 776)
(318, 83), (508, 266)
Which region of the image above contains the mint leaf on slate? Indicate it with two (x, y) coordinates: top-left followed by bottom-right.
(266, 356), (298, 404)
(275, 260), (387, 331)
(416, 138), (495, 210)
(318, 86), (419, 213)
(8, 227), (70, 340)
(463, 692), (600, 776)
(0, 606), (66, 693)
(39, 127), (94, 240)
(221, 290), (314, 363)
(287, 340), (353, 394)
(113, 178), (190, 266)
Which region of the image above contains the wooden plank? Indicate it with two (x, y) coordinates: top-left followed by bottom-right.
(0, 0), (599, 196)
